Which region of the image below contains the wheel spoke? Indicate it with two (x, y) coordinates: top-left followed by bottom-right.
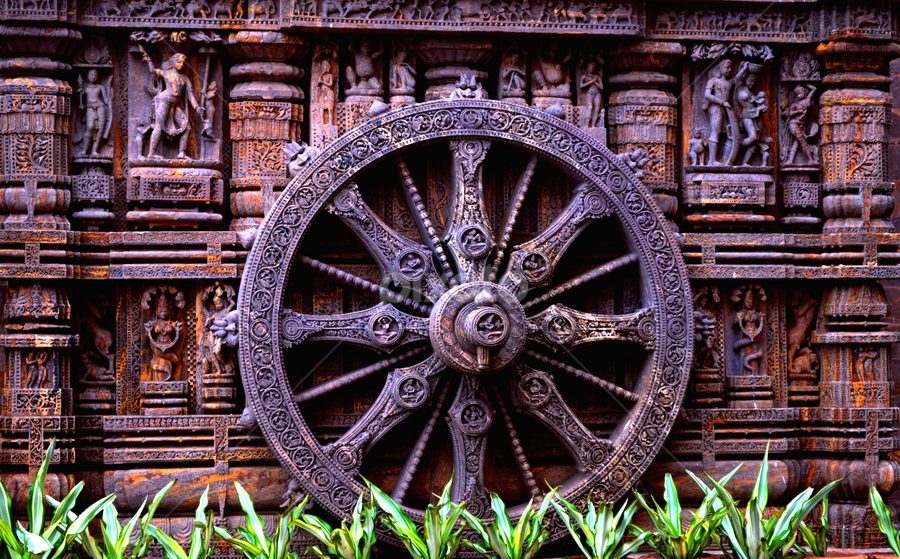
(328, 182), (448, 302)
(522, 253), (639, 310)
(293, 346), (428, 404)
(523, 349), (639, 404)
(323, 354), (446, 475)
(299, 255), (431, 314)
(446, 374), (494, 516)
(526, 304), (656, 351)
(488, 154), (539, 283)
(499, 182), (613, 297)
(444, 139), (495, 283)
(282, 304), (429, 352)
(491, 384), (539, 497)
(510, 362), (612, 474)
(397, 157), (457, 286)
(392, 379), (452, 504)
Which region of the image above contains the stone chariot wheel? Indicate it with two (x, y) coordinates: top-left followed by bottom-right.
(238, 100), (693, 544)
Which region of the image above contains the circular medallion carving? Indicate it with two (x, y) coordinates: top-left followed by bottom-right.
(238, 100), (693, 548)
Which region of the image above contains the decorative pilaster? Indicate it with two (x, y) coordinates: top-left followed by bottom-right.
(817, 41), (898, 235)
(812, 39), (900, 548)
(0, 26), (80, 231)
(0, 26), (80, 471)
(608, 41), (685, 228)
(226, 31), (305, 231)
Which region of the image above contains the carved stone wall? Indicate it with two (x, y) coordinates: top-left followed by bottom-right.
(0, 1), (899, 554)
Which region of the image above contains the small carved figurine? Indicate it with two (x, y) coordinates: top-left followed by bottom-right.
(317, 57), (337, 125)
(533, 44), (572, 97)
(142, 286), (184, 382)
(200, 81), (217, 139)
(24, 351), (50, 389)
(77, 69), (112, 157)
(500, 47), (526, 99)
(688, 129), (707, 166)
(199, 283), (236, 378)
(693, 287), (720, 370)
(781, 83), (819, 166)
(732, 285), (766, 375)
(579, 59), (603, 127)
(390, 42), (415, 95)
(346, 38), (383, 95)
(734, 61), (767, 166)
(137, 48), (205, 160)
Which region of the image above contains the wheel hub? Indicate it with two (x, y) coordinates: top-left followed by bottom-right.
(430, 281), (526, 374)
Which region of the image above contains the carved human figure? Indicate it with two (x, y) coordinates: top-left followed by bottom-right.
(200, 81), (217, 140)
(533, 44), (571, 97)
(346, 39), (383, 94)
(143, 288), (184, 382)
(688, 129), (706, 166)
(78, 69), (111, 157)
(853, 345), (878, 381)
(580, 60), (603, 127)
(200, 283), (236, 378)
(693, 287), (719, 370)
(81, 298), (115, 382)
(786, 290), (817, 371)
(138, 49), (205, 160)
(782, 83), (819, 166)
(390, 43), (415, 95)
(703, 59), (735, 166)
(734, 61), (767, 166)
(500, 49), (526, 99)
(732, 286), (765, 376)
(23, 351), (50, 389)
(317, 58), (337, 125)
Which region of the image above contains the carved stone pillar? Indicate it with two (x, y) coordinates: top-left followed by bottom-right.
(0, 26), (80, 469)
(0, 26), (80, 231)
(226, 31), (305, 232)
(814, 38), (900, 549)
(608, 41), (685, 228)
(817, 41), (899, 235)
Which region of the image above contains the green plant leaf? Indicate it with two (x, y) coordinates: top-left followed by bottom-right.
(28, 438), (56, 534)
(752, 443), (770, 511)
(148, 525), (189, 559)
(234, 482), (268, 556)
(43, 481), (84, 541)
(17, 525), (52, 554)
(663, 474), (683, 538)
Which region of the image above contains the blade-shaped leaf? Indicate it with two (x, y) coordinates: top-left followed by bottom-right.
(28, 438), (56, 534)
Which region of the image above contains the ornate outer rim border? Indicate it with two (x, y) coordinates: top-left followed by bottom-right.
(237, 99), (693, 539)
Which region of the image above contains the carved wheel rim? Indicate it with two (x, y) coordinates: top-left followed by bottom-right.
(238, 100), (693, 542)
